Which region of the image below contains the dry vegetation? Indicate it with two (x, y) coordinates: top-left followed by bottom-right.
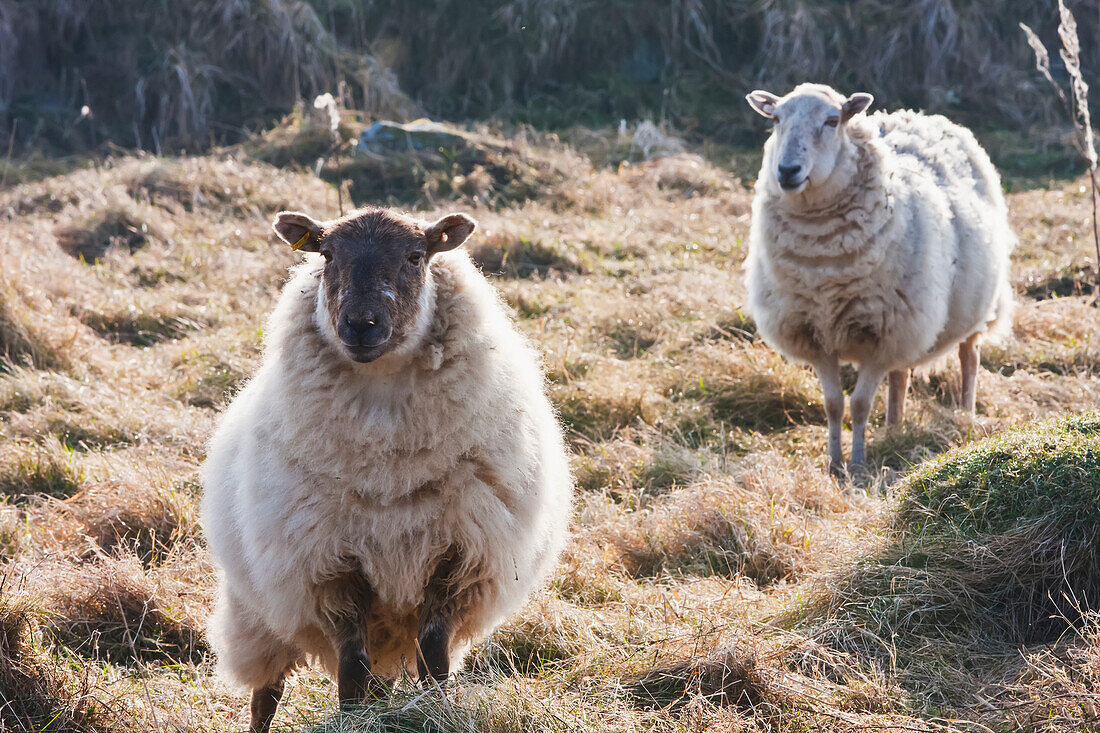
(0, 109), (1098, 733)
(0, 0), (1091, 155)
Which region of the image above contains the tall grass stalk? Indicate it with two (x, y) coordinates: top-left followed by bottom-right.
(1022, 2), (1100, 295)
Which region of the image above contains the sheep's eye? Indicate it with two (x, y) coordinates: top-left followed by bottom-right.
(407, 251), (424, 266)
(824, 117), (839, 128)
(771, 115), (780, 125)
(320, 248), (333, 262)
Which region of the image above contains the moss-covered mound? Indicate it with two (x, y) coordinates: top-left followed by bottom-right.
(807, 413), (1100, 647)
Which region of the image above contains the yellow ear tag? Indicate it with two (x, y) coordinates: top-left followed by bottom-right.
(291, 231), (310, 251)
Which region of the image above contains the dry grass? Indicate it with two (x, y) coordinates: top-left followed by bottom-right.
(0, 106), (1098, 733)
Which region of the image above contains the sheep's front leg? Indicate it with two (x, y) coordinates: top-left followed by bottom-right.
(249, 679), (285, 733)
(885, 369), (910, 427)
(417, 550), (458, 683)
(317, 571), (383, 709)
(959, 333), (980, 415)
(813, 355), (845, 476)
(850, 366), (887, 469)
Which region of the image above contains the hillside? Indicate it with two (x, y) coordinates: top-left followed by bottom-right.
(0, 114), (1098, 732)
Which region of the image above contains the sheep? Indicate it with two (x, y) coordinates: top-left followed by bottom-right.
(201, 206), (574, 732)
(743, 83), (1014, 475)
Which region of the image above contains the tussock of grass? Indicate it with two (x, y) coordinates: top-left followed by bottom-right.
(607, 479), (808, 585)
(582, 453), (849, 587)
(0, 595), (118, 733)
(866, 416), (963, 471)
(303, 681), (578, 733)
(571, 427), (696, 496)
(674, 344), (826, 433)
(41, 555), (207, 665)
(470, 595), (607, 676)
(173, 354), (250, 409)
(987, 297), (1099, 376)
(803, 412), (1100, 655)
(0, 276), (59, 370)
(71, 482), (198, 566)
(553, 363), (666, 442)
(0, 369), (169, 451)
(627, 646), (772, 712)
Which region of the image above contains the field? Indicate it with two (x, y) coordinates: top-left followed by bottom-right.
(0, 106), (1099, 733)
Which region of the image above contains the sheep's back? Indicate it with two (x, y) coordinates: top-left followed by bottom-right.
(870, 110), (1006, 213)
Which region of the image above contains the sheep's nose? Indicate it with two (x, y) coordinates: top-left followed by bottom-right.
(342, 314), (390, 347)
(778, 164), (802, 180)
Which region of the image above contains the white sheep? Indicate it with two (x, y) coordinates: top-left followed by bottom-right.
(743, 83), (1014, 474)
(201, 206), (573, 732)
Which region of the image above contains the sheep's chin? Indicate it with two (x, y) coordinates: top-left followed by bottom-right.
(341, 343), (391, 364)
(778, 177), (808, 195)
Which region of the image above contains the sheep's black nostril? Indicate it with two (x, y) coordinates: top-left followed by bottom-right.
(778, 164), (802, 178)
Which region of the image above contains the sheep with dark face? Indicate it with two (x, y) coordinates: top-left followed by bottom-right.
(743, 83), (1014, 475)
(201, 207), (573, 732)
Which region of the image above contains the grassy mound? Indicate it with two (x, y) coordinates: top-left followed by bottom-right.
(807, 413), (1100, 650)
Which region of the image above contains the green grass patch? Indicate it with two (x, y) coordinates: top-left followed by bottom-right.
(0, 441), (84, 501)
(801, 412), (1100, 650)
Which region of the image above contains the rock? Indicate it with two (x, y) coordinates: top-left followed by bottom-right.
(358, 119), (467, 153)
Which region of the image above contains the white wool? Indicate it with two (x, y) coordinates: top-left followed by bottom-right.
(745, 95), (1014, 373)
(201, 250), (573, 687)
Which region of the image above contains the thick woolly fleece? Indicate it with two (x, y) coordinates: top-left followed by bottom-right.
(745, 107), (1014, 371)
(202, 250), (573, 687)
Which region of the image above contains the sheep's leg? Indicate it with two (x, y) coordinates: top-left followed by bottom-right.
(814, 355), (845, 476)
(335, 630), (374, 707)
(317, 571), (382, 709)
(849, 366), (886, 469)
(249, 679), (285, 733)
(417, 549), (462, 683)
(885, 369), (910, 427)
(959, 333), (980, 415)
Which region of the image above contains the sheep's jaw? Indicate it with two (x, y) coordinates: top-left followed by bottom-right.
(341, 341), (392, 364)
(778, 176), (808, 194)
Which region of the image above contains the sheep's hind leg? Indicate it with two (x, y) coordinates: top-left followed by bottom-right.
(250, 679), (285, 733)
(849, 366), (886, 471)
(959, 333), (980, 415)
(885, 369), (909, 427)
(814, 355), (845, 477)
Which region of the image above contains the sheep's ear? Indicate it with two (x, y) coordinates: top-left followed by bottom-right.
(424, 213), (477, 255)
(746, 90), (780, 118)
(273, 211), (324, 252)
(841, 93), (874, 122)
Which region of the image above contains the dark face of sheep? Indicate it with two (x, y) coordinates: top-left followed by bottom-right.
(273, 207), (477, 363)
(746, 84), (873, 194)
